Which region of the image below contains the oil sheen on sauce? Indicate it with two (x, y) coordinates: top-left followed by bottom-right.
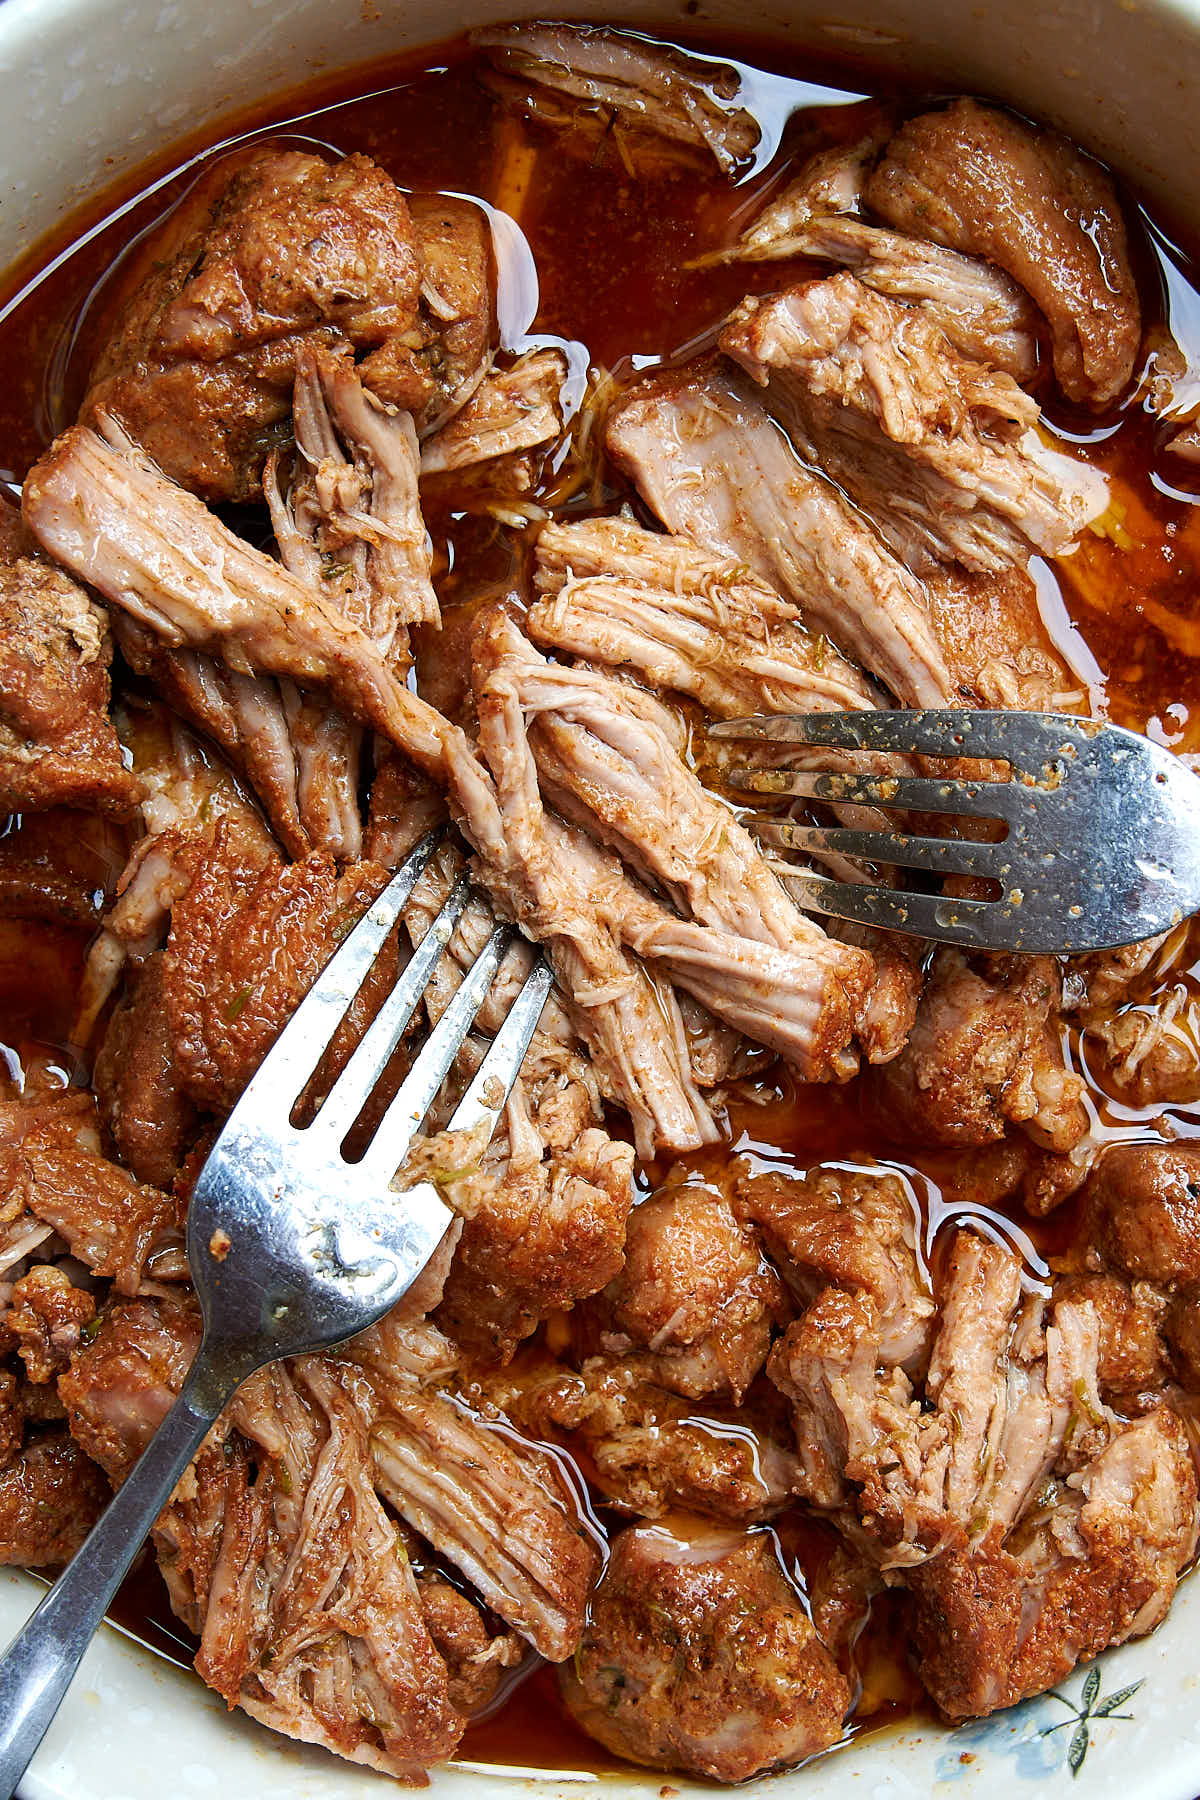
(2, 25), (1200, 1777)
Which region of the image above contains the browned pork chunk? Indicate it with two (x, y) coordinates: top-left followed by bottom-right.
(426, 1004), (633, 1362)
(356, 192), (495, 431)
(93, 951), (198, 1188)
(1083, 1143), (1200, 1289)
(866, 99), (1141, 408)
(721, 273), (1106, 575)
(0, 508), (138, 817)
(0, 1086), (186, 1295)
(560, 1520), (850, 1781)
(586, 1184), (784, 1402)
(606, 363), (954, 707)
(906, 1406), (1198, 1718)
(0, 1433), (109, 1565)
(161, 824), (394, 1113)
(84, 148), (421, 501)
(924, 565), (1081, 711)
(870, 947), (1088, 1154)
(474, 23), (761, 174)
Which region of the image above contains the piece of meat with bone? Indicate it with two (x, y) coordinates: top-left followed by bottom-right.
(905, 1405), (1199, 1719)
(529, 513), (882, 716)
(869, 947), (1088, 1154)
(0, 1085), (186, 1296)
(82, 146), (425, 502)
(721, 273), (1106, 576)
(606, 362), (954, 706)
(0, 506), (139, 817)
(866, 99), (1141, 408)
(22, 416), (465, 782)
(358, 192), (495, 433)
(732, 196), (1041, 382)
(420, 348), (565, 475)
(0, 1433), (109, 1566)
(473, 23), (761, 175)
(559, 1519), (850, 1781)
(585, 1183), (785, 1403)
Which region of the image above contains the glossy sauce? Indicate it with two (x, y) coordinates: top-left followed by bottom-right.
(2, 25), (1200, 1778)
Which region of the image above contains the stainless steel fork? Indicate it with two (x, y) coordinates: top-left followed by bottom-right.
(0, 830), (553, 1799)
(714, 709), (1200, 953)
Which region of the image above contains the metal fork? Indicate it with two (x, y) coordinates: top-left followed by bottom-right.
(0, 830), (553, 1799)
(714, 709), (1200, 953)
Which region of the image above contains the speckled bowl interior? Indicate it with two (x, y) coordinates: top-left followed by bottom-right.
(2, 0), (1200, 1795)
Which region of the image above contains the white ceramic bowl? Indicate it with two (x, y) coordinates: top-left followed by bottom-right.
(2, 1), (1200, 1795)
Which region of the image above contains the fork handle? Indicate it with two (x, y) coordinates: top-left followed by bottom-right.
(0, 1362), (227, 1800)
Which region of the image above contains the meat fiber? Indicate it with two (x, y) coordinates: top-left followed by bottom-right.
(530, 513), (882, 716)
(474, 23), (760, 174)
(721, 273), (1106, 575)
(733, 202), (1040, 381)
(606, 362), (954, 706)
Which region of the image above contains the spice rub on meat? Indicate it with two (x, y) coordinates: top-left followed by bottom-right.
(866, 98), (1142, 408)
(561, 1520), (850, 1781)
(4, 23), (1199, 1791)
(0, 507), (138, 818)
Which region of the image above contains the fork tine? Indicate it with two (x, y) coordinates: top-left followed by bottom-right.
(711, 707), (1095, 763)
(222, 830), (442, 1127)
(770, 865), (1000, 946)
(307, 877), (472, 1144)
(726, 767), (1023, 820)
(355, 923), (516, 1186)
(444, 955), (554, 1139)
(756, 820), (1004, 879)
